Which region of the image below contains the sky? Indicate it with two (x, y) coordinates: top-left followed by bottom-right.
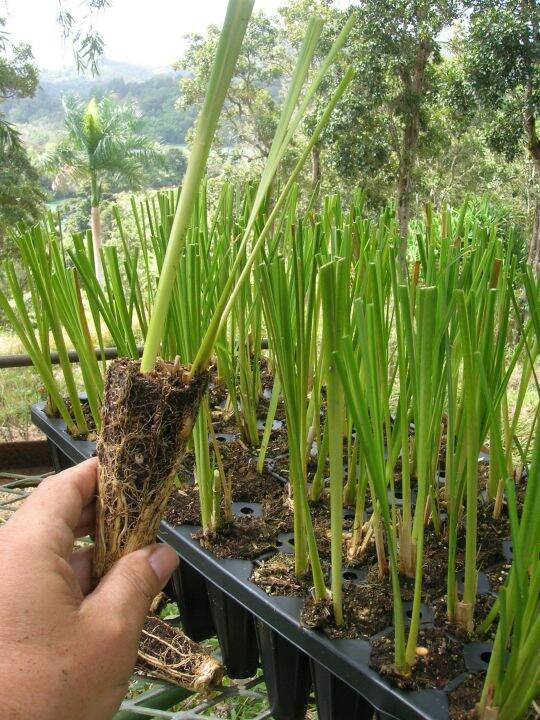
(4, 0), (286, 71)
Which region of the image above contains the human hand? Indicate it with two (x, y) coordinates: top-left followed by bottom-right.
(0, 457), (179, 720)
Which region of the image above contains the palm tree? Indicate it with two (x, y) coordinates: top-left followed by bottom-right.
(49, 95), (163, 282)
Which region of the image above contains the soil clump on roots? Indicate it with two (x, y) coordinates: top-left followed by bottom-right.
(94, 358), (208, 577)
(137, 614), (223, 690)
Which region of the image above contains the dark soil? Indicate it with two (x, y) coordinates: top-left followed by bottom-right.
(420, 532), (455, 600)
(262, 484), (294, 532)
(252, 553), (313, 597)
(370, 627), (466, 690)
(432, 594), (496, 641)
(217, 439), (282, 502)
(448, 673), (540, 720)
(486, 561), (511, 593)
(208, 377), (228, 409)
(448, 673), (484, 720)
(50, 396), (98, 440)
(263, 429), (290, 477)
(164, 484), (201, 526)
(262, 484), (367, 562)
(195, 516), (278, 560)
(164, 439), (283, 527)
(469, 504), (509, 569)
(301, 576), (393, 639)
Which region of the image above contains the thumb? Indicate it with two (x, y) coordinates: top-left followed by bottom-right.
(85, 543), (179, 633)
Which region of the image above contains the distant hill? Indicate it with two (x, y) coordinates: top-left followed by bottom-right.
(40, 58), (175, 85)
(3, 58), (195, 148)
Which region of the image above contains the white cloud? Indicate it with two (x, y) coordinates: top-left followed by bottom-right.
(5, 0), (285, 70)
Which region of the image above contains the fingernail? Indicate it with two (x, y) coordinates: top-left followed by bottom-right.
(148, 544), (179, 585)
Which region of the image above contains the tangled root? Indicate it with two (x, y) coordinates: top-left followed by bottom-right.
(93, 358), (208, 578)
(137, 614), (223, 690)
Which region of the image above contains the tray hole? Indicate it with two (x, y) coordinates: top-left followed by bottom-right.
(343, 511), (355, 520)
(240, 506), (254, 515)
(275, 540), (283, 547)
(480, 651), (492, 664)
(343, 571), (358, 581)
(216, 434), (229, 442)
(406, 608), (413, 618)
(288, 537), (295, 546)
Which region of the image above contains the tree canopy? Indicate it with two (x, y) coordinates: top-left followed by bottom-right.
(48, 95), (164, 204)
(0, 17), (42, 246)
(0, 1), (537, 261)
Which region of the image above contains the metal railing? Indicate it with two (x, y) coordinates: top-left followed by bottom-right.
(0, 346), (144, 370)
(0, 341), (269, 370)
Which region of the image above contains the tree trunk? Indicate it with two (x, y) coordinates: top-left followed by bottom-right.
(311, 144), (321, 192)
(529, 193), (540, 267)
(91, 204), (104, 284)
(395, 40), (430, 273)
(396, 150), (413, 270)
(522, 34), (540, 268)
(395, 106), (422, 273)
(526, 151), (540, 268)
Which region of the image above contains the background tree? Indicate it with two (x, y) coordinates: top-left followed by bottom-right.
(56, 0), (111, 76)
(48, 95), (164, 281)
(344, 1), (461, 262)
(0, 17), (43, 248)
(462, 0), (540, 264)
(280, 1), (463, 264)
(176, 11), (286, 171)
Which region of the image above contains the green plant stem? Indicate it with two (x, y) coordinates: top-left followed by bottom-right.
(141, 0), (254, 372)
(191, 66), (355, 375)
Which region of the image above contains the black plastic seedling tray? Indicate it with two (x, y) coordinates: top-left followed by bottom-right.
(31, 401), (96, 468)
(32, 401), (492, 720)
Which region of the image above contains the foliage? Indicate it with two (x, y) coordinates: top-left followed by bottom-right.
(460, 0), (540, 261)
(0, 17), (43, 246)
(0, 142), (44, 249)
(463, 0), (539, 162)
(56, 0), (111, 76)
(176, 11), (287, 168)
(102, 75), (195, 145)
(47, 95), (165, 204)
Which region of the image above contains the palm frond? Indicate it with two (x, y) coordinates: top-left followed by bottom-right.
(53, 94), (164, 191)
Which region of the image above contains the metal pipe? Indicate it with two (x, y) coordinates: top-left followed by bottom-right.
(0, 346), (144, 370)
(0, 340), (269, 370)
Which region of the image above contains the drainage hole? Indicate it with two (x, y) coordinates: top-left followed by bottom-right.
(480, 651), (492, 663)
(288, 537), (295, 546)
(240, 506), (254, 515)
(406, 609), (413, 618)
(343, 571), (358, 581)
(275, 540), (283, 547)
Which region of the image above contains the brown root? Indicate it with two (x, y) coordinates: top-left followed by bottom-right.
(93, 358), (208, 578)
(137, 615), (223, 691)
